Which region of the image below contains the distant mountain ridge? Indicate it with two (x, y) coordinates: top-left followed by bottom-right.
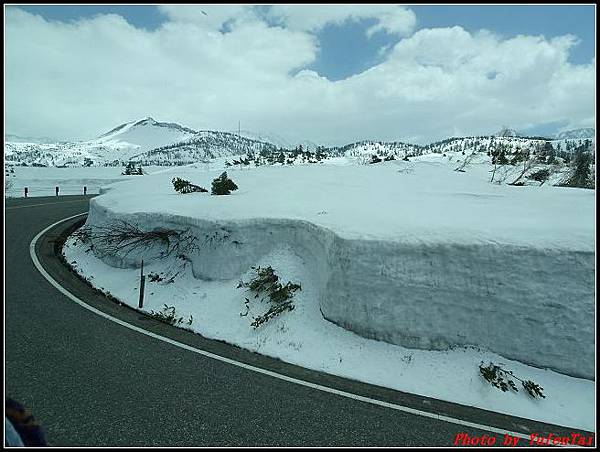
(5, 133), (59, 144)
(4, 118), (595, 167)
(554, 128), (595, 140)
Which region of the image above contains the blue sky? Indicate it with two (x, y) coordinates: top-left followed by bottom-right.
(5, 5), (596, 144)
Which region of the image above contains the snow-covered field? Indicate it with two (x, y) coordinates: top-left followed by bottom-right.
(62, 155), (595, 431)
(3, 165), (204, 198)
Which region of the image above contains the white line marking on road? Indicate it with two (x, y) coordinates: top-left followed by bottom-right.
(29, 213), (560, 443)
(6, 199), (90, 210)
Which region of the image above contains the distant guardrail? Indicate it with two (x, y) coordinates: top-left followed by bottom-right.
(5, 185), (95, 198)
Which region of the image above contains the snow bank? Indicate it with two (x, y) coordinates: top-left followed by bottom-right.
(84, 161), (595, 379)
(4, 166), (170, 197)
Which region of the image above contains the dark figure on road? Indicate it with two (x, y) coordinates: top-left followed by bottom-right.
(5, 397), (47, 446)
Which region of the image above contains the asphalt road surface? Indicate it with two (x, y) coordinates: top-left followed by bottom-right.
(4, 195), (594, 446)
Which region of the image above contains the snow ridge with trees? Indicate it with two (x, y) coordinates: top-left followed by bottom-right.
(4, 117), (595, 169)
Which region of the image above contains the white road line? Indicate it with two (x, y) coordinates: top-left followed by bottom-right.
(6, 199), (90, 210)
(30, 213), (551, 444)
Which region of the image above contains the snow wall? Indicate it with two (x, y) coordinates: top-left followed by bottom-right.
(86, 198), (595, 380)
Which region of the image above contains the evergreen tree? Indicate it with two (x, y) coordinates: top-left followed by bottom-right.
(211, 172), (239, 195)
(172, 177), (208, 194)
(122, 162), (143, 175)
(537, 141), (554, 163)
(563, 151), (593, 188)
(497, 149), (509, 165)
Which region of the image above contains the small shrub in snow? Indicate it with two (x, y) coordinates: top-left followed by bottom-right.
(172, 177), (208, 194)
(369, 155), (382, 164)
(237, 266), (301, 328)
(521, 380), (546, 399)
(211, 172), (238, 195)
(149, 304), (193, 326)
(148, 272), (163, 282)
(479, 362), (545, 399)
(527, 169), (550, 183)
(74, 220), (199, 260)
(122, 162), (144, 175)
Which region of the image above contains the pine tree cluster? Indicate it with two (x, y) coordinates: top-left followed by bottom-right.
(211, 172), (238, 195)
(172, 177), (208, 194)
(121, 162), (144, 175)
(224, 145), (328, 168)
(560, 151), (594, 189)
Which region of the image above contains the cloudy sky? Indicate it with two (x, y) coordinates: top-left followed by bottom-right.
(4, 4), (596, 145)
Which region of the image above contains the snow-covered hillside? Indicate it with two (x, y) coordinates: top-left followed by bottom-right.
(322, 133), (594, 162)
(420, 135), (594, 158)
(4, 117), (198, 167)
(325, 140), (422, 158)
(5, 141), (103, 168)
(554, 128), (595, 140)
(130, 131), (278, 165)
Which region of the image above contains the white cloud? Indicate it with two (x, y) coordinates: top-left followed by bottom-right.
(267, 5), (416, 37)
(4, 8), (595, 145)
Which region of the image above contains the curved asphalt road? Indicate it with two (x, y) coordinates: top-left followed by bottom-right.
(5, 196), (594, 446)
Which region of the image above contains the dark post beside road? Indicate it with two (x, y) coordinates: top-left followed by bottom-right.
(24, 187), (28, 198)
(138, 260), (145, 309)
(55, 186), (59, 196)
(84, 186), (87, 195)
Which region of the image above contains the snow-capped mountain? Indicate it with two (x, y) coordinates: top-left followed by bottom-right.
(129, 131), (278, 165)
(93, 117), (197, 152)
(4, 117), (199, 167)
(554, 128), (595, 140)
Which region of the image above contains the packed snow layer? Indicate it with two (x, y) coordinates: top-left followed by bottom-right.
(84, 160), (595, 379)
(64, 233), (595, 431)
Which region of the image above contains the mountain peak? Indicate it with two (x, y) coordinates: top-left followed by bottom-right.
(133, 117), (157, 126)
(554, 128), (595, 140)
(495, 127), (521, 138)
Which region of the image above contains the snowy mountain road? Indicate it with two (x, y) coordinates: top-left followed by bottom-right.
(5, 196), (594, 446)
